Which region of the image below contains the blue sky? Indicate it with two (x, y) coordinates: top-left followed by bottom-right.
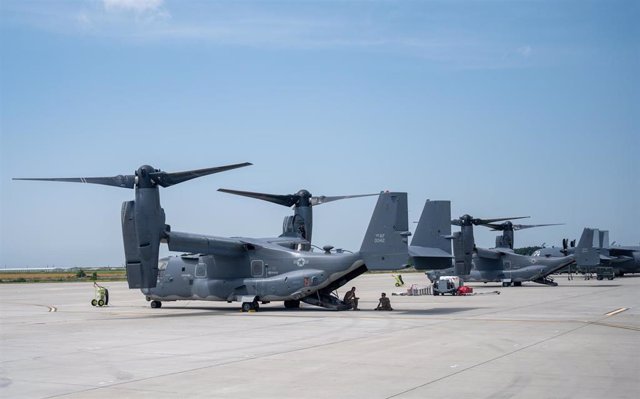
(1, 0), (638, 268)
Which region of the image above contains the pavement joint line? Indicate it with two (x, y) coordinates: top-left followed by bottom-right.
(590, 321), (640, 332)
(463, 286), (621, 319)
(385, 318), (598, 398)
(43, 323), (428, 398)
(385, 307), (637, 398)
(604, 307), (628, 317)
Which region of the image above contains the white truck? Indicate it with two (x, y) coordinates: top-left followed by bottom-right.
(433, 276), (464, 296)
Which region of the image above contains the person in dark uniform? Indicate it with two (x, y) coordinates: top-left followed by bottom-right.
(375, 292), (393, 311)
(343, 287), (359, 310)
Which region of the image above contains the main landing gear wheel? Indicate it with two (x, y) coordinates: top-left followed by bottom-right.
(284, 300), (300, 309)
(241, 301), (259, 312)
(150, 300), (162, 309)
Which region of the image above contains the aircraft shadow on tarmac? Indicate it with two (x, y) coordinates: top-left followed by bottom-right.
(472, 284), (622, 289)
(132, 306), (481, 317)
(394, 307), (482, 316)
(562, 284), (623, 288)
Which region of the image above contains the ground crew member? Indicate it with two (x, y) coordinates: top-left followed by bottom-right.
(375, 292), (393, 311)
(343, 287), (359, 310)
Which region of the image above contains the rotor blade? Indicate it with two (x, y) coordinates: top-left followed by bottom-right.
(150, 162), (252, 188)
(512, 223), (564, 231)
(217, 188), (298, 207)
(13, 175), (136, 189)
(451, 219), (463, 226)
(473, 216), (529, 225)
(310, 193), (379, 206)
(482, 222), (508, 231)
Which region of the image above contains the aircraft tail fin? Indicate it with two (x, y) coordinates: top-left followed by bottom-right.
(575, 227), (601, 267)
(359, 192), (410, 270)
(409, 200), (453, 270)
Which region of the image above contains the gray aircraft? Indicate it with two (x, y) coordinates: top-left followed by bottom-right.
(14, 164), (410, 311)
(417, 201), (575, 286)
(534, 228), (640, 276)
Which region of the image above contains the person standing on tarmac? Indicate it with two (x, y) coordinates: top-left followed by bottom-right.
(343, 287), (360, 310)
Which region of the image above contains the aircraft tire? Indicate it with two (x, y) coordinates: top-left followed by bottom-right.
(150, 300), (162, 309)
(241, 302), (252, 312)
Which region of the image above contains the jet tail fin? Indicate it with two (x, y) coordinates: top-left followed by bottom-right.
(359, 192), (410, 270)
(409, 200), (453, 270)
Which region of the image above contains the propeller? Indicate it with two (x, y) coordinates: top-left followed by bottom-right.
(13, 162), (252, 189)
(451, 214), (529, 227)
(217, 188), (379, 207)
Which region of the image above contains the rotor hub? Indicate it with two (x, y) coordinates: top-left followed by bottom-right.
(296, 189), (312, 206)
(135, 165), (157, 188)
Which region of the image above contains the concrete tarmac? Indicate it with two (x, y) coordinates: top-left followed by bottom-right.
(1, 273), (639, 398)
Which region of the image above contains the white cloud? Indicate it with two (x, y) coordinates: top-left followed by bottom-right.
(103, 0), (164, 14)
(101, 0), (170, 24)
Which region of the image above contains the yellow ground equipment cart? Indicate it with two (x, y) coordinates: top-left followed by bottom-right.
(91, 283), (109, 307)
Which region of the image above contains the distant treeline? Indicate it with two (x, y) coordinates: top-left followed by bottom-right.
(0, 268), (126, 283)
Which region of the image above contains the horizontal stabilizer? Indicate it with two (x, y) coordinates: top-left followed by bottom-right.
(409, 246), (453, 258)
(409, 246), (452, 270)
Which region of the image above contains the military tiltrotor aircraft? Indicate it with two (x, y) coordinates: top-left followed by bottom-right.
(418, 202), (575, 286)
(217, 188), (378, 250)
(14, 165), (410, 311)
(534, 228), (640, 277)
